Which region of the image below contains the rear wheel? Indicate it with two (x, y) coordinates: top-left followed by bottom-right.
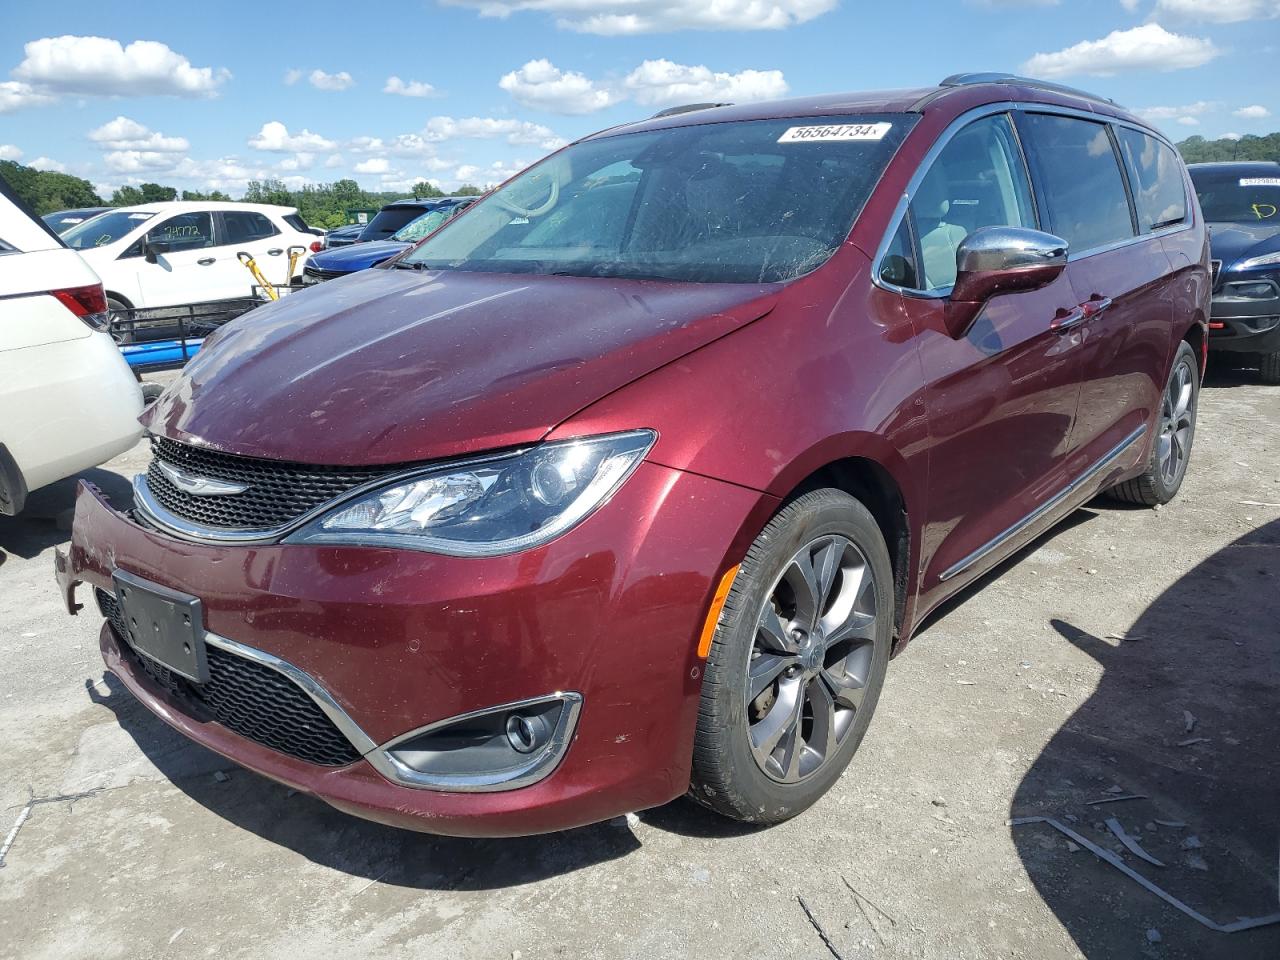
(1108, 340), (1199, 506)
(690, 489), (893, 824)
(1260, 351), (1280, 385)
(106, 296), (133, 344)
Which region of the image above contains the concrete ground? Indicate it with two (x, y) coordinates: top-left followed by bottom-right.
(1, 364), (1277, 960)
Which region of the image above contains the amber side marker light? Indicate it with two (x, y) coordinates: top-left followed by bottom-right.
(697, 564), (741, 658)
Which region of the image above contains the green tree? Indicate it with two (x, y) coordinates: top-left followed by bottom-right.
(0, 159), (103, 215)
(139, 182), (178, 203)
(412, 180), (444, 199)
(1177, 132), (1280, 164)
(454, 184), (484, 196)
(110, 185), (146, 206)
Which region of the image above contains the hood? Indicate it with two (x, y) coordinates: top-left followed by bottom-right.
(144, 268), (779, 465)
(310, 240), (408, 272)
(1208, 221), (1280, 271)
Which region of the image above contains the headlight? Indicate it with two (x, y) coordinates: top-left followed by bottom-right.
(286, 430), (655, 556)
(1236, 250), (1280, 271)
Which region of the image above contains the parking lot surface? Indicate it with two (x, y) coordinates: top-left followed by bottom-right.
(1, 367), (1277, 960)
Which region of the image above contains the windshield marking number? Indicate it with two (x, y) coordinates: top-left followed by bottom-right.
(778, 122), (892, 143)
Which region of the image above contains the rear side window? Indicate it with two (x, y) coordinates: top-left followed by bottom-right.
(1020, 114), (1134, 253)
(283, 213), (310, 232)
(908, 113), (1036, 291)
(1117, 128), (1187, 232)
(221, 211), (279, 244)
(147, 212), (214, 251)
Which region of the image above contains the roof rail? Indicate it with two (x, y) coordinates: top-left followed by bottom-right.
(649, 102), (732, 119)
(938, 72), (1117, 106)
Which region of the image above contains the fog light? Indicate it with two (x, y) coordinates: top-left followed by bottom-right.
(506, 711), (550, 753)
(370, 693), (583, 792)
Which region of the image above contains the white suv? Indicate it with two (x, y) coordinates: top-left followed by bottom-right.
(62, 202), (316, 313)
(0, 183), (142, 515)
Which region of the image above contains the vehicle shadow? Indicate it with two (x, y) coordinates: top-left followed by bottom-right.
(85, 669), (641, 891)
(1010, 519), (1280, 959)
(0, 468), (133, 560)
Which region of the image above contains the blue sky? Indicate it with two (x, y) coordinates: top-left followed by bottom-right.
(1, 0), (1276, 198)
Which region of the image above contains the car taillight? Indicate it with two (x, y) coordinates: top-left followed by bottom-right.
(51, 283), (111, 331)
(310, 240), (323, 253)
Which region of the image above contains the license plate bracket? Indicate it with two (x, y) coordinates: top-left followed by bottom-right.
(112, 570), (208, 683)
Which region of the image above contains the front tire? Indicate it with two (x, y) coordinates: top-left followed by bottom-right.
(1108, 340), (1199, 506)
(690, 489), (893, 824)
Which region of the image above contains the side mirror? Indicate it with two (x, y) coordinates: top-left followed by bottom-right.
(143, 239), (172, 264)
(944, 226), (1068, 338)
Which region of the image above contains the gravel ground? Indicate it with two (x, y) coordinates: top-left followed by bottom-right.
(1, 364), (1277, 960)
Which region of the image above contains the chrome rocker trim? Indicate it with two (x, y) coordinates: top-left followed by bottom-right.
(938, 424), (1147, 582)
(169, 629), (582, 793)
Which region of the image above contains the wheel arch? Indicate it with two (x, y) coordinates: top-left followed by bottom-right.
(768, 449), (916, 644)
(104, 290), (134, 309)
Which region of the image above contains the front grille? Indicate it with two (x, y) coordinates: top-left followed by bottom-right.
(97, 589), (361, 767)
(145, 436), (402, 532)
(303, 264), (346, 281)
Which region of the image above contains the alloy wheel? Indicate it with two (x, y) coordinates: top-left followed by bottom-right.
(1158, 357), (1196, 486)
(745, 534), (879, 783)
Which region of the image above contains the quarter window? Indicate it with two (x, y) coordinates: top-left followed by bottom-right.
(907, 113), (1036, 291)
(1020, 114), (1135, 253)
(147, 212), (214, 251)
(879, 216), (918, 289)
(1116, 127), (1187, 232)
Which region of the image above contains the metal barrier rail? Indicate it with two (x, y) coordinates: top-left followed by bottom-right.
(110, 296), (267, 372)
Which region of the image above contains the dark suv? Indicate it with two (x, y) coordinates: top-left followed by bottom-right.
(58, 73), (1208, 837)
(1188, 161), (1280, 382)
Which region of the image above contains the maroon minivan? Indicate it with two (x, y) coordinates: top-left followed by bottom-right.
(57, 73), (1209, 836)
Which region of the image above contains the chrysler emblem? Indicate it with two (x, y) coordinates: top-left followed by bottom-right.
(156, 461), (249, 497)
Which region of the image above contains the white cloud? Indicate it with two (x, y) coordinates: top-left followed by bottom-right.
(424, 116), (565, 149)
(0, 144), (23, 161)
(1221, 131), (1243, 140)
(12, 35), (229, 98)
(0, 80), (57, 113)
(309, 69), (354, 91)
(354, 157), (391, 174)
(384, 76), (438, 97)
(1136, 100), (1217, 120)
(499, 59), (620, 114)
(1234, 104), (1271, 119)
(623, 59), (788, 106)
(442, 0), (835, 34)
(1119, 0), (1142, 9)
(324, 154), (345, 168)
(88, 116), (189, 152)
(284, 68), (303, 85)
(248, 121), (337, 152)
(277, 152), (315, 171)
(1176, 116), (1199, 125)
(28, 156), (66, 172)
(1021, 23), (1218, 77)
(1153, 0), (1280, 23)
(452, 159), (526, 186)
(103, 150), (185, 173)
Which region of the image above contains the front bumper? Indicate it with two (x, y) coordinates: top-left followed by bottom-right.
(1208, 274), (1280, 355)
(59, 466), (769, 836)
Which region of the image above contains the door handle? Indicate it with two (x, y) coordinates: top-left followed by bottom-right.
(1050, 296), (1113, 333)
(266, 248), (283, 256)
(197, 257), (215, 266)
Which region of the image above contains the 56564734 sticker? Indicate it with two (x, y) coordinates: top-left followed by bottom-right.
(778, 122), (892, 143)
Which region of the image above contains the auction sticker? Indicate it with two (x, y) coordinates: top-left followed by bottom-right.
(778, 122), (892, 143)
(1241, 177), (1280, 186)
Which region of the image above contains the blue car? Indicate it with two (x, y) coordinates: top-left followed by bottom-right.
(1188, 161), (1280, 382)
(302, 197), (474, 282)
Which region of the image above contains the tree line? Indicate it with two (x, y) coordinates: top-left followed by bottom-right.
(0, 160), (485, 228)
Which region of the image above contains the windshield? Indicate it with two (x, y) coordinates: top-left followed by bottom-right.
(402, 114), (914, 283)
(360, 206), (428, 242)
(393, 208), (454, 242)
(1190, 169), (1280, 224)
(62, 210), (154, 249)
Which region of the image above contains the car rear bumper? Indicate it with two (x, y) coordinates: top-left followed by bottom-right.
(60, 466), (768, 836)
(1209, 276), (1280, 354)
